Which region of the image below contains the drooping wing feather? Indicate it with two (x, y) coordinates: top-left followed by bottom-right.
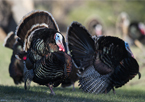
(108, 57), (140, 89)
(67, 21), (95, 68)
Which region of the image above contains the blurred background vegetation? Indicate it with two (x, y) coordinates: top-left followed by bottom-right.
(0, 0), (145, 34)
(35, 0), (145, 33)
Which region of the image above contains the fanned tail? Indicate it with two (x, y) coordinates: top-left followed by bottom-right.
(3, 31), (17, 49)
(79, 65), (111, 94)
(15, 10), (59, 43)
(67, 21), (95, 68)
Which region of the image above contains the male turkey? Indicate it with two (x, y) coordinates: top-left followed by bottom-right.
(15, 10), (77, 95)
(86, 18), (104, 37)
(67, 21), (141, 94)
(61, 60), (79, 90)
(3, 32), (24, 84)
(3, 32), (17, 49)
(116, 12), (130, 37)
(128, 21), (145, 41)
(127, 21), (145, 53)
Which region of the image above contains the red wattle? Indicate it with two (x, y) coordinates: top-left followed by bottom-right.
(23, 56), (27, 60)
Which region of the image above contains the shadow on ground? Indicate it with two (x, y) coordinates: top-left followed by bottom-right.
(0, 85), (145, 102)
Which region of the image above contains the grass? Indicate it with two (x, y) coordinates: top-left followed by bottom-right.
(0, 41), (145, 102)
(0, 42), (14, 85)
(0, 86), (145, 102)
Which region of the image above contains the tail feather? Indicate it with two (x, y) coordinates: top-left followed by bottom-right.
(16, 10), (59, 42)
(67, 21), (95, 68)
(3, 31), (17, 49)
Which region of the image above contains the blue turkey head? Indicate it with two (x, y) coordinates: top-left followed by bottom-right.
(125, 41), (134, 58)
(55, 33), (65, 52)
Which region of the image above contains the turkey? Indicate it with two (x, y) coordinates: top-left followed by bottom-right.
(128, 21), (145, 53)
(15, 10), (78, 95)
(128, 21), (145, 42)
(3, 32), (17, 50)
(61, 59), (79, 90)
(67, 21), (141, 94)
(116, 12), (130, 38)
(86, 18), (104, 37)
(3, 32), (24, 84)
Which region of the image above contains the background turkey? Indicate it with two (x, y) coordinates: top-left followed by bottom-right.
(67, 22), (141, 94)
(15, 10), (78, 95)
(86, 18), (104, 37)
(128, 22), (145, 40)
(116, 12), (130, 38)
(128, 22), (145, 51)
(3, 32), (24, 84)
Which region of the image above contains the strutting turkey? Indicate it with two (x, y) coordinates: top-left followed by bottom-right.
(3, 32), (24, 84)
(128, 21), (145, 42)
(3, 32), (17, 50)
(67, 21), (141, 94)
(15, 10), (78, 95)
(86, 18), (104, 37)
(127, 21), (145, 55)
